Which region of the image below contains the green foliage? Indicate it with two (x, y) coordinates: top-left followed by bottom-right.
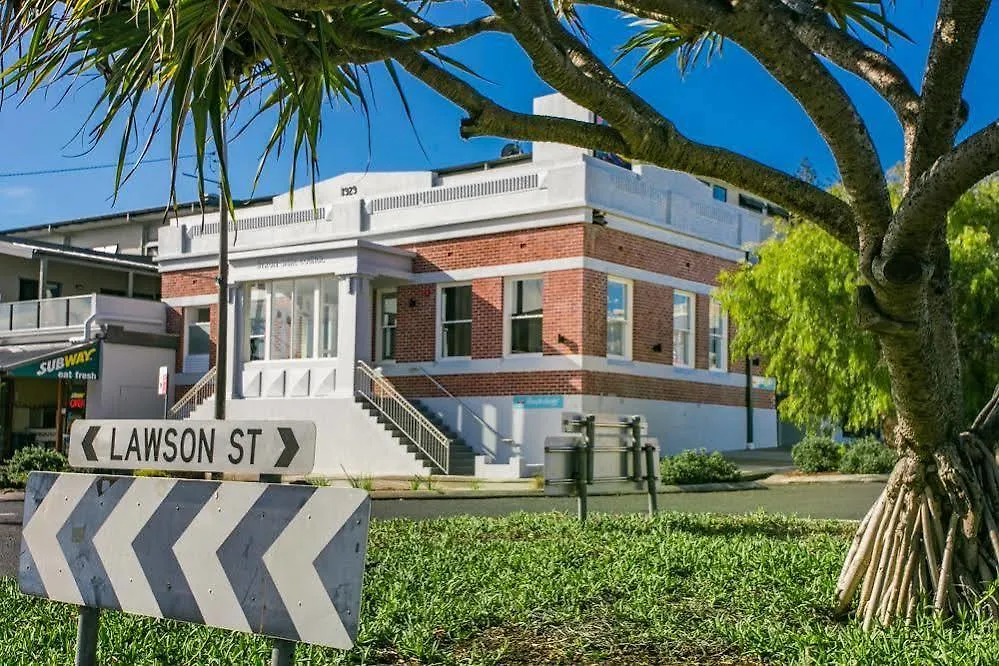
(717, 179), (999, 430)
(660, 449), (741, 485)
(792, 435), (842, 473)
(838, 437), (897, 475)
(3, 512), (999, 663)
(1, 446), (69, 487)
(133, 469), (170, 478)
(616, 19), (724, 77)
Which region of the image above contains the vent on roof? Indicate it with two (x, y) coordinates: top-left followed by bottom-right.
(186, 208), (326, 238)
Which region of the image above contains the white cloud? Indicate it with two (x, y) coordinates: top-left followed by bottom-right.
(0, 185), (37, 215)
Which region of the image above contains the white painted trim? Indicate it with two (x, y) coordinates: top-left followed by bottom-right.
(708, 298), (728, 372)
(380, 354), (771, 390)
(606, 276), (633, 361)
(162, 294), (217, 308)
(436, 282), (473, 361)
(411, 256), (718, 296)
(503, 274), (545, 358)
(672, 290), (695, 368)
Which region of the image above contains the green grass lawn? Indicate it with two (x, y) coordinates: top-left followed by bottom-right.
(3, 511), (999, 664)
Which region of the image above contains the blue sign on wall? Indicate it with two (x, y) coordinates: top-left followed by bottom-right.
(513, 395), (564, 409)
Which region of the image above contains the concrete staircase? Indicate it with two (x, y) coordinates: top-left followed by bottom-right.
(354, 396), (477, 475)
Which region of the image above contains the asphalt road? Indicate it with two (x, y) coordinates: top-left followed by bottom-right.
(0, 481), (885, 578)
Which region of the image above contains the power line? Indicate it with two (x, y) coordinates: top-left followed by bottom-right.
(0, 153), (213, 179)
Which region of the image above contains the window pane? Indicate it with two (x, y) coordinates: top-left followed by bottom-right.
(673, 293), (690, 331)
(196, 307), (211, 323)
(713, 185), (727, 202)
(382, 327), (395, 361)
(514, 279), (543, 316)
(320, 277), (338, 358)
(511, 317), (543, 354)
(270, 280), (293, 360)
(673, 330), (689, 366)
(443, 285), (472, 322)
(248, 285), (267, 336)
(607, 281), (627, 319)
(293, 279), (317, 359)
(380, 292), (396, 328)
(442, 321), (472, 357)
(608, 321), (625, 356)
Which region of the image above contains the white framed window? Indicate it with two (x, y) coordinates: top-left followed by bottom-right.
(606, 277), (632, 359)
(708, 298), (728, 371)
(673, 291), (694, 367)
(505, 276), (544, 355)
(242, 276), (338, 362)
(712, 185), (728, 202)
(184, 306), (212, 373)
(438, 284), (473, 359)
(377, 290), (396, 362)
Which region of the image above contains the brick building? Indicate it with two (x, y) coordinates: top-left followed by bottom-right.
(158, 94), (780, 478)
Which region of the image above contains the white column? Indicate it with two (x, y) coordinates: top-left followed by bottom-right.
(225, 283), (240, 399)
(37, 257), (48, 299)
(335, 274), (373, 397)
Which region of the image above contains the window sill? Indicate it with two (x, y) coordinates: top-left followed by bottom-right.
(436, 356), (472, 363)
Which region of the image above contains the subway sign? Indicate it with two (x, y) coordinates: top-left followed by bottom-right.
(9, 343), (100, 380)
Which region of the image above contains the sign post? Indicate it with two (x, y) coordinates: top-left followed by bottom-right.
(157, 366), (169, 420)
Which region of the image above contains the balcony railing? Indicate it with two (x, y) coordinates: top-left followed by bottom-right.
(0, 295), (94, 332)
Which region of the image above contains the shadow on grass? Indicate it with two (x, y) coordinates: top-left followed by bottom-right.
(585, 512), (854, 542)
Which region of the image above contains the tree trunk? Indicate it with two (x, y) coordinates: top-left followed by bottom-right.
(839, 245), (999, 625)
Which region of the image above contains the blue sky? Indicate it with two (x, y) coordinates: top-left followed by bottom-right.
(0, 1), (996, 230)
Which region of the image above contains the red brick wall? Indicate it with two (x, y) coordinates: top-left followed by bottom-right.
(633, 281), (672, 365)
(582, 270), (607, 357)
(471, 278), (503, 359)
(406, 225), (586, 273)
(396, 284), (436, 362)
(542, 270), (584, 355)
(162, 269), (219, 373)
(584, 225), (738, 285)
(393, 371), (773, 409)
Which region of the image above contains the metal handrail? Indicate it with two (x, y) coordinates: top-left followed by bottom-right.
(414, 367), (517, 461)
(355, 360), (451, 473)
(168, 366), (217, 420)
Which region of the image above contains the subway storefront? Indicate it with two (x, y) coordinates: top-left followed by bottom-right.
(0, 342), (100, 456)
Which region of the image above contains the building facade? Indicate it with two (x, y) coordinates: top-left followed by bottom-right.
(158, 95), (779, 478)
(0, 235), (175, 455)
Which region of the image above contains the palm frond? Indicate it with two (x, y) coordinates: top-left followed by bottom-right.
(616, 17), (723, 78)
(817, 0), (911, 44)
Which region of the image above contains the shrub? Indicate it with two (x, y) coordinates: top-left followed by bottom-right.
(839, 436), (897, 474)
(133, 469), (170, 478)
(792, 435), (842, 473)
(660, 449), (741, 485)
(3, 446), (69, 487)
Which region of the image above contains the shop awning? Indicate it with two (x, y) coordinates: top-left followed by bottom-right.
(0, 341), (101, 380)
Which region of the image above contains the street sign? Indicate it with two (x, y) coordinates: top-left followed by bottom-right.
(157, 366), (169, 396)
(67, 420), (317, 475)
(19, 472), (369, 649)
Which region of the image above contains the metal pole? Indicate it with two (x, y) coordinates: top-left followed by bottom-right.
(270, 638), (295, 666)
(575, 441), (587, 524)
(75, 607), (99, 666)
(584, 415), (595, 484)
(644, 440), (659, 517)
(214, 129), (229, 423)
(745, 356), (754, 449)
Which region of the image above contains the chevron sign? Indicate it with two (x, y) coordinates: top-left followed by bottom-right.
(18, 472), (370, 649)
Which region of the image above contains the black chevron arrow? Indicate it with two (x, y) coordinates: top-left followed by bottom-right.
(79, 425), (100, 461)
(275, 428), (299, 468)
(133, 481), (220, 625)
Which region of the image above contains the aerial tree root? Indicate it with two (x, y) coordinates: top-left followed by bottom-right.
(835, 387), (999, 627)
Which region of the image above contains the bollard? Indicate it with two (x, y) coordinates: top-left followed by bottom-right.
(270, 638), (296, 666)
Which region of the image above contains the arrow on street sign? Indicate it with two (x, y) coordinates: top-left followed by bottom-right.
(67, 420), (316, 475)
(19, 472), (369, 649)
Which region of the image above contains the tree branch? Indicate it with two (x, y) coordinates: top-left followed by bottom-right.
(773, 0), (919, 126)
(906, 0), (991, 187)
(885, 120), (999, 270)
(579, 0), (890, 239)
(333, 14), (857, 248)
